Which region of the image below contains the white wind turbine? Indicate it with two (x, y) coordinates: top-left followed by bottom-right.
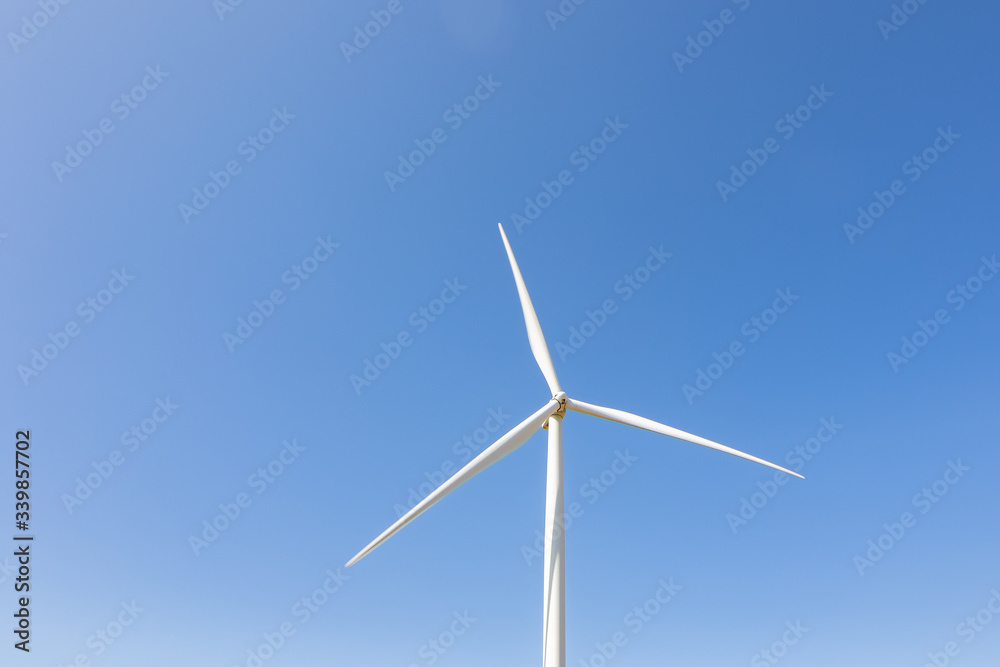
(347, 224), (803, 667)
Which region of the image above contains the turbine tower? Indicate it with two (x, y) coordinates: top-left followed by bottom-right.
(347, 224), (803, 667)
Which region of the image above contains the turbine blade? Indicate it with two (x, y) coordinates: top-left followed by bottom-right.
(346, 399), (560, 567)
(498, 224), (562, 395)
(565, 397), (804, 479)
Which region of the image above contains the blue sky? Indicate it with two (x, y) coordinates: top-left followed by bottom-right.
(2, 0), (999, 665)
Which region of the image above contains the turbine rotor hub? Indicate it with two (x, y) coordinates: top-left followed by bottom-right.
(543, 394), (567, 429)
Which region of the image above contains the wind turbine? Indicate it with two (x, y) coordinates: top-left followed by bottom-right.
(347, 224), (803, 667)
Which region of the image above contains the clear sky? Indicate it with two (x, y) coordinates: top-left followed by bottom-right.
(2, 0), (999, 665)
